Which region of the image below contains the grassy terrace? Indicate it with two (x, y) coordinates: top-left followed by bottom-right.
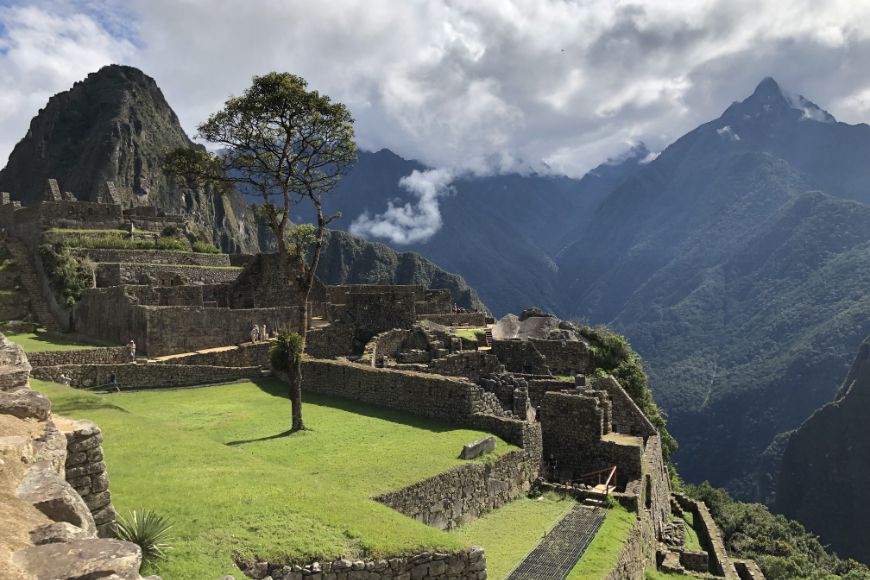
(453, 493), (574, 579)
(8, 331), (114, 352)
(33, 379), (515, 579)
(567, 503), (636, 579)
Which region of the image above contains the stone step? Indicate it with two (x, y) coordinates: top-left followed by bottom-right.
(3, 239), (62, 331)
(506, 504), (606, 580)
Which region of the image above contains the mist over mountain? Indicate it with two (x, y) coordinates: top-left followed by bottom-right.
(557, 78), (870, 497)
(315, 78), (870, 500)
(287, 146), (650, 315)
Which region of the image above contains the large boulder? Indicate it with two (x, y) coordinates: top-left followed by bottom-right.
(0, 388), (51, 420)
(16, 462), (97, 535)
(0, 334), (31, 391)
(12, 538), (144, 580)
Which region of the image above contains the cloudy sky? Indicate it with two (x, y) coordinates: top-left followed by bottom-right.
(2, 0), (870, 239)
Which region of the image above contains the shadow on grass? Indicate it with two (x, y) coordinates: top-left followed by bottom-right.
(247, 378), (456, 434)
(50, 396), (130, 415)
(225, 429), (295, 446)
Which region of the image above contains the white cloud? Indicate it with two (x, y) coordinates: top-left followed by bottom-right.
(350, 168), (455, 245)
(3, 0), (870, 181)
(0, 4), (134, 167)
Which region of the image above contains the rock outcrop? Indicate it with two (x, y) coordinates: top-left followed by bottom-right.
(0, 64), (259, 254)
(775, 335), (870, 564)
(0, 334), (155, 579)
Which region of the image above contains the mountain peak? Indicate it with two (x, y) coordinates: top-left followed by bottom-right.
(723, 77), (836, 125)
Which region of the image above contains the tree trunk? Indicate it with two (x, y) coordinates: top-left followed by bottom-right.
(289, 298), (309, 432)
(289, 347), (305, 432)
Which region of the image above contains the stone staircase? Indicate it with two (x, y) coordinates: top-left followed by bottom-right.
(506, 504), (606, 580)
(4, 239), (62, 332)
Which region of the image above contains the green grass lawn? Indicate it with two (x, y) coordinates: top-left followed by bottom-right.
(681, 512), (703, 552)
(452, 328), (485, 341)
(452, 493), (574, 579)
(33, 379), (516, 579)
(8, 331), (115, 352)
(566, 503), (636, 579)
(645, 569), (689, 579)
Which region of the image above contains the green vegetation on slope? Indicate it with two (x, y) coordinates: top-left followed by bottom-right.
(566, 503), (635, 580)
(33, 379), (514, 579)
(452, 493), (574, 579)
(686, 482), (870, 580)
(580, 325), (677, 466)
(680, 512), (702, 552)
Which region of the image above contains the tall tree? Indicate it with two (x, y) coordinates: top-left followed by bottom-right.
(167, 72), (357, 431)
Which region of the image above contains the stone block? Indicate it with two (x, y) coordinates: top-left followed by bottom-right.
(0, 388), (51, 420)
(30, 521), (93, 545)
(12, 539), (144, 580)
(17, 462), (97, 535)
(459, 436), (496, 460)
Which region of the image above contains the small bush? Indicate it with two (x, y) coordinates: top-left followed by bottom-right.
(191, 240), (221, 254)
(116, 508), (174, 565)
(62, 235), (190, 252)
(270, 331), (305, 372)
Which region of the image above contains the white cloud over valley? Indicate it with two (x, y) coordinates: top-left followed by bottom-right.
(2, 0), (870, 241)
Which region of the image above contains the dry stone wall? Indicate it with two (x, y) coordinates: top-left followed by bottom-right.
(243, 548), (487, 580)
(375, 450), (534, 530)
(417, 312), (487, 326)
(529, 338), (590, 376)
(302, 359), (482, 423)
(95, 262), (240, 287)
(62, 419), (117, 537)
(33, 362), (262, 390)
(26, 347), (128, 367)
(166, 341), (272, 367)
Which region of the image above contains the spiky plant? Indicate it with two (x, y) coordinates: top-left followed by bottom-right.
(115, 509), (174, 564)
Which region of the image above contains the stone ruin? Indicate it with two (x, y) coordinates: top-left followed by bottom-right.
(0, 335), (156, 579)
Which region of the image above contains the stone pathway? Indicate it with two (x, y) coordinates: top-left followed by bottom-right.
(506, 504), (606, 580)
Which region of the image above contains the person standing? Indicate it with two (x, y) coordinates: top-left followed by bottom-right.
(250, 324), (260, 343)
(127, 339), (136, 363)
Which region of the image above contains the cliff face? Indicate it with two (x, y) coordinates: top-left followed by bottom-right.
(775, 335), (870, 563)
(0, 64), (259, 253)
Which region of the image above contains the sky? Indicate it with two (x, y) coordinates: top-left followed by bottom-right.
(2, 0), (870, 242)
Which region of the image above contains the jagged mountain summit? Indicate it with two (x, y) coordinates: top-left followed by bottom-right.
(556, 77), (870, 498)
(0, 64), (259, 252)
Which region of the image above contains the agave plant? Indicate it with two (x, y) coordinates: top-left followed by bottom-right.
(115, 509), (174, 564)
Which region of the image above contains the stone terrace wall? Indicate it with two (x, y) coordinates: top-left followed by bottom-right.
(375, 450), (534, 530)
(530, 338), (590, 376)
(642, 435), (672, 539)
(27, 347), (128, 368)
(72, 248), (232, 266)
(306, 322), (357, 359)
(674, 494), (739, 578)
(491, 339), (549, 374)
(603, 514), (651, 580)
(95, 263), (241, 287)
(417, 312), (487, 327)
(302, 359), (483, 423)
(243, 548), (487, 580)
(166, 341), (272, 367)
(595, 376), (657, 437)
(33, 363), (262, 390)
(361, 328), (413, 366)
(62, 419), (117, 537)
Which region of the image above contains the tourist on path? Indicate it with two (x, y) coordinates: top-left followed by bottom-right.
(127, 339), (136, 363)
(250, 324), (260, 343)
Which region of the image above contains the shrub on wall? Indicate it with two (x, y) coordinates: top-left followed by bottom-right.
(39, 243), (95, 307)
(580, 324), (678, 467)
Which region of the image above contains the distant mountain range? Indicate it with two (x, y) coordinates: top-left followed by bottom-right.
(308, 78), (870, 501)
